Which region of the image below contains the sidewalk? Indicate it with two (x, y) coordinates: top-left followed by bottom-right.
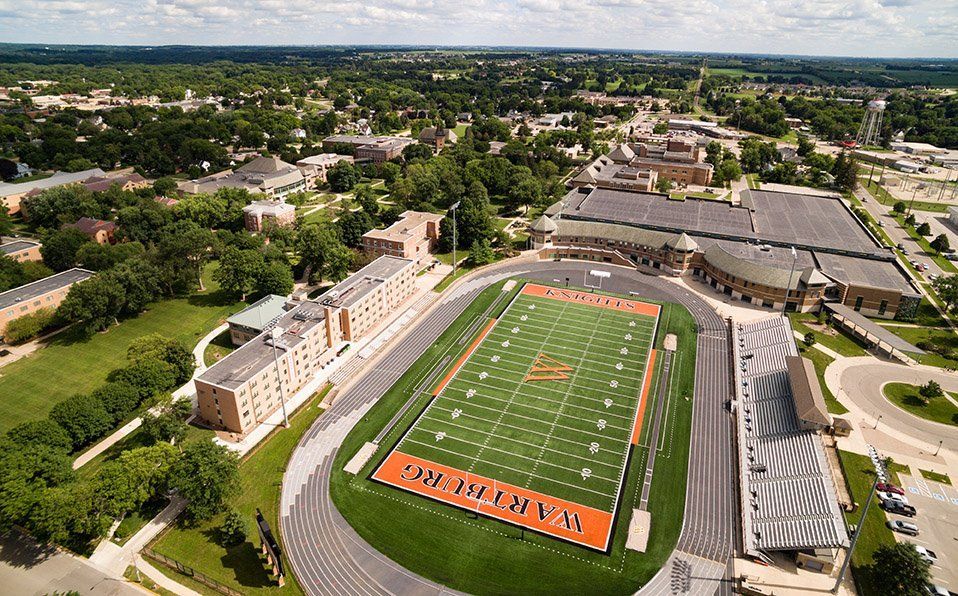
(89, 497), (187, 576)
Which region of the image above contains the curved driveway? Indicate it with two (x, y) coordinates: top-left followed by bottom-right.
(280, 261), (736, 595)
(837, 359), (958, 453)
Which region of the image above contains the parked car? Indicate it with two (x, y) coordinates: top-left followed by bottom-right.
(886, 520), (919, 536)
(946, 253), (958, 261)
(877, 482), (905, 495)
(880, 500), (916, 516)
(878, 491), (909, 505)
(914, 545), (938, 565)
(926, 584), (950, 596)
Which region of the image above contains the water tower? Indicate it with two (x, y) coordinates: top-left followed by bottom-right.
(855, 99), (885, 147)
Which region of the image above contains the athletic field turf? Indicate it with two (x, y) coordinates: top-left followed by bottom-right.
(372, 283), (660, 551)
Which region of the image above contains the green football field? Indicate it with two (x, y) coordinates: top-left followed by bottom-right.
(373, 283), (659, 548)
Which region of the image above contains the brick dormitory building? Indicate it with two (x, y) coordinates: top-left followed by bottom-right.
(530, 185), (920, 319)
(572, 140), (714, 189)
(193, 256), (416, 436)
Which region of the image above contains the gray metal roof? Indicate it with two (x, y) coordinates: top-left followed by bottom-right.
(814, 252), (916, 295)
(0, 168), (105, 198)
(704, 244), (804, 290)
(553, 219), (676, 249)
(0, 239), (40, 255)
(314, 255), (413, 309)
(0, 268), (93, 310)
(227, 294), (290, 331)
(824, 303), (925, 354)
(785, 356), (832, 427)
(735, 317), (848, 553)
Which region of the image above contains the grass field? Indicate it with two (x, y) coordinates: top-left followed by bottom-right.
(878, 324), (958, 369)
(882, 382), (958, 427)
(919, 469), (951, 485)
(789, 313), (868, 358)
(0, 277), (243, 435)
(372, 284), (659, 550)
(331, 278), (697, 595)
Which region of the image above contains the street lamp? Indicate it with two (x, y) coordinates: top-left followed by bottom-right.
(270, 327), (289, 429)
(873, 414), (882, 429)
(450, 201), (461, 276)
(934, 440), (943, 457)
(781, 246), (797, 316)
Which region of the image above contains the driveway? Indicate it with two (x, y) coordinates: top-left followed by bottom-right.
(893, 473), (958, 592)
(836, 359), (958, 452)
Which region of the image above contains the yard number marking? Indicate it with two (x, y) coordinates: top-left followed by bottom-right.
(589, 442), (600, 454)
(466, 389), (476, 398)
(451, 408), (462, 419)
(490, 355), (500, 363)
(596, 419), (607, 431)
(580, 468), (592, 480)
(435, 431), (446, 442)
(603, 398), (613, 408)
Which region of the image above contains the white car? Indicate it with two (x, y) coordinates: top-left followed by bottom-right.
(914, 545), (938, 565)
(878, 491), (909, 505)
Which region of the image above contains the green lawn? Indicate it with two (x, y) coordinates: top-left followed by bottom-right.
(919, 469), (951, 485)
(151, 384), (333, 596)
(330, 279), (697, 595)
(796, 345), (848, 415)
(203, 329), (236, 367)
(860, 179), (950, 213)
(882, 382), (958, 427)
(837, 450), (908, 596)
(789, 313), (868, 357)
(745, 174), (761, 189)
(891, 214), (958, 274)
(878, 324), (958, 369)
(453, 123), (470, 139)
(0, 282), (243, 436)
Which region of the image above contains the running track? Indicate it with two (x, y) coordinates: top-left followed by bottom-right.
(280, 261), (736, 595)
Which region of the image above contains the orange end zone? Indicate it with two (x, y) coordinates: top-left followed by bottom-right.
(372, 450), (615, 551)
(521, 283), (661, 318)
(631, 349), (657, 445)
(432, 318), (497, 396)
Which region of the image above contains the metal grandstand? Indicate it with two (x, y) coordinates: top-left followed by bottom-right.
(733, 316), (848, 558)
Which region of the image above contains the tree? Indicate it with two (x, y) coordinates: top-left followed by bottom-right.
(92, 443), (177, 521)
(296, 224), (351, 283)
(831, 151), (858, 192)
(932, 275), (958, 313)
(355, 184), (379, 217)
(153, 177), (177, 196)
(892, 201), (907, 214)
(219, 509), (248, 546)
(904, 213), (917, 227)
(918, 380), (944, 403)
(154, 220), (215, 293)
(717, 159), (743, 186)
(2, 307), (57, 344)
(6, 419), (73, 452)
(655, 177), (673, 194)
(468, 238), (496, 266)
(796, 135), (815, 157)
(256, 260), (294, 296)
(58, 275), (127, 333)
(89, 381), (142, 424)
(127, 334), (195, 386)
(41, 228), (91, 272)
(0, 204), (11, 237)
(336, 210), (374, 248)
(327, 161), (359, 192)
(930, 234), (950, 255)
(215, 247), (264, 301)
(403, 143), (434, 163)
(49, 394), (113, 450)
(171, 441), (240, 521)
(142, 396), (191, 445)
(109, 358), (178, 401)
(652, 122), (668, 135)
(870, 542), (931, 596)
(916, 222), (931, 236)
(803, 332), (816, 347)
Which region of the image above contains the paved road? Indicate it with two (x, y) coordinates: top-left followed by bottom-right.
(0, 531), (143, 596)
(281, 261), (736, 595)
(838, 359), (958, 453)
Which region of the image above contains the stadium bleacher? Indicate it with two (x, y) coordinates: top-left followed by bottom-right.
(734, 316), (848, 556)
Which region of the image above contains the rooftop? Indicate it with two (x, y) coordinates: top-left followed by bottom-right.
(0, 268), (93, 311)
(227, 294), (291, 332)
(363, 211), (443, 242)
(0, 168), (106, 198)
(315, 255), (414, 309)
(1, 239), (40, 255)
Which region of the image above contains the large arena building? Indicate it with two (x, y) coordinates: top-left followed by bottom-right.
(530, 185), (920, 319)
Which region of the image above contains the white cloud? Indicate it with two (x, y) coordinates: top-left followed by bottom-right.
(0, 0), (953, 57)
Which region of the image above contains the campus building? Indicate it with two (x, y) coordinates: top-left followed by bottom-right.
(177, 156), (307, 199)
(531, 185), (920, 319)
(295, 153), (354, 187)
(362, 210), (443, 264)
(65, 217), (116, 244)
(573, 141), (713, 188)
(242, 200), (296, 232)
(0, 168), (105, 215)
(194, 256), (416, 435)
(226, 294), (292, 346)
(322, 135), (416, 163)
(418, 126), (457, 152)
(0, 268), (93, 337)
(1, 239), (42, 262)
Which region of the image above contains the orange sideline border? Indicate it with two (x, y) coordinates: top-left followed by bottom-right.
(631, 349), (658, 445)
(521, 283), (661, 318)
(432, 318), (497, 396)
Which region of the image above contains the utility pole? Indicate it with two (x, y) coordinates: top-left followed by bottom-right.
(781, 246), (797, 316)
(270, 327), (289, 428)
(450, 201), (461, 276)
(832, 474), (880, 593)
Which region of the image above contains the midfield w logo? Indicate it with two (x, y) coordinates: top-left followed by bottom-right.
(524, 353), (574, 382)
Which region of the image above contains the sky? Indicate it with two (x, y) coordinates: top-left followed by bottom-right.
(0, 0), (955, 59)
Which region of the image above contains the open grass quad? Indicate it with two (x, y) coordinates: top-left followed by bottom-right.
(330, 278), (697, 595)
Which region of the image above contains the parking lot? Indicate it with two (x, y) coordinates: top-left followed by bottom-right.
(889, 473), (958, 592)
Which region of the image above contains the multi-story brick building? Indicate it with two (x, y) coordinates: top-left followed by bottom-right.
(1, 239), (42, 262)
(242, 200), (296, 232)
(362, 210), (443, 264)
(194, 256), (416, 435)
(322, 135), (416, 163)
(573, 141), (713, 188)
(0, 268), (93, 337)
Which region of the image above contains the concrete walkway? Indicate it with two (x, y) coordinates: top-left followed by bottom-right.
(90, 497), (187, 576)
(133, 554), (202, 596)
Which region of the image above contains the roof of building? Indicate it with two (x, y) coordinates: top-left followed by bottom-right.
(419, 127), (458, 143)
(81, 172), (148, 193)
(607, 144), (635, 163)
(666, 232), (698, 252)
(736, 316), (847, 553)
(704, 244), (803, 290)
(814, 252), (915, 295)
(178, 157), (304, 196)
(67, 217), (116, 236)
(0, 268), (93, 311)
(824, 303), (925, 354)
(315, 255), (414, 309)
(552, 218), (677, 248)
(236, 155), (294, 174)
(296, 153), (353, 167)
(785, 356), (832, 427)
(0, 168), (106, 198)
(529, 215), (557, 234)
(363, 211), (443, 242)
(227, 294), (291, 332)
(242, 200), (296, 217)
(1, 239), (40, 255)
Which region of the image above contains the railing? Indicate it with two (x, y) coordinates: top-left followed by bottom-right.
(142, 548), (244, 596)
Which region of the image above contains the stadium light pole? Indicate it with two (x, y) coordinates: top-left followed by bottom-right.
(832, 472), (880, 593)
(781, 246), (797, 316)
(270, 327), (290, 429)
(450, 201), (461, 277)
